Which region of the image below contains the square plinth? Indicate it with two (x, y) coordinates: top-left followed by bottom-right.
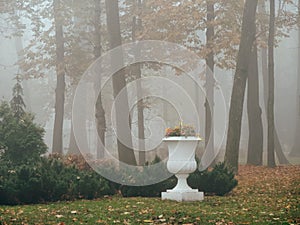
(161, 190), (204, 202)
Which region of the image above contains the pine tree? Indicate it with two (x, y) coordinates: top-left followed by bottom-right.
(10, 75), (26, 120)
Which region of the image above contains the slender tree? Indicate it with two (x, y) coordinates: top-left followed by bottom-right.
(290, 0), (300, 157)
(67, 0), (93, 155)
(131, 0), (146, 165)
(52, 0), (66, 154)
(68, 122), (80, 154)
(259, 0), (289, 164)
(267, 0), (276, 167)
(225, 0), (258, 171)
(205, 0), (215, 166)
(247, 43), (263, 165)
(94, 0), (106, 159)
(105, 0), (137, 165)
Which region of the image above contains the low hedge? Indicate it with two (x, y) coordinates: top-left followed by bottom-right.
(120, 161), (238, 197)
(0, 158), (115, 205)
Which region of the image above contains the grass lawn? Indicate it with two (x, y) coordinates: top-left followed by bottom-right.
(0, 165), (299, 225)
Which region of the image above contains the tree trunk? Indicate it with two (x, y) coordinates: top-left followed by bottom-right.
(259, 0), (289, 165)
(52, 0), (66, 154)
(247, 43), (263, 165)
(261, 49), (289, 164)
(94, 0), (106, 159)
(105, 0), (137, 165)
(259, 15), (289, 166)
(132, 3), (146, 165)
(267, 0), (276, 167)
(224, 0), (258, 172)
(137, 83), (146, 165)
(95, 95), (106, 158)
(68, 96), (89, 155)
(205, 0), (215, 166)
(290, 0), (300, 157)
(68, 122), (80, 154)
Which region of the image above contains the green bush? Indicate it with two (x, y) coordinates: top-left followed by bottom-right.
(0, 158), (115, 205)
(188, 162), (238, 196)
(119, 156), (176, 197)
(0, 100), (115, 205)
(121, 177), (176, 197)
(0, 102), (47, 165)
(120, 159), (237, 197)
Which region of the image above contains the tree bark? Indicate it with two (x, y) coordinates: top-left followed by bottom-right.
(261, 50), (289, 164)
(205, 0), (215, 166)
(247, 43), (263, 165)
(224, 0), (258, 172)
(68, 122), (80, 154)
(260, 1), (289, 164)
(68, 97), (89, 155)
(105, 0), (137, 165)
(132, 2), (146, 165)
(290, 0), (300, 157)
(94, 0), (106, 159)
(267, 0), (276, 167)
(52, 0), (66, 154)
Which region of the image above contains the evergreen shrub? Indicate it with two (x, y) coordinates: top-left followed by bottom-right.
(120, 158), (238, 197)
(0, 158), (114, 205)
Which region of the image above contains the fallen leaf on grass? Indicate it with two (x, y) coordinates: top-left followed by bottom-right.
(108, 206), (114, 212)
(139, 209), (149, 214)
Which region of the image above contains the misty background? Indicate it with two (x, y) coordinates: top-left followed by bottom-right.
(0, 0), (299, 164)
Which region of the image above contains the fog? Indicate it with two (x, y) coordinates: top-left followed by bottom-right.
(0, 1), (299, 164)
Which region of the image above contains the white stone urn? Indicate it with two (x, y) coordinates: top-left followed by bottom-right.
(162, 136), (204, 202)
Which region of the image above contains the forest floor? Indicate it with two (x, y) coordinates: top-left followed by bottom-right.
(0, 165), (299, 225)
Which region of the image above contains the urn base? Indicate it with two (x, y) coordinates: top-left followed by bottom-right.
(162, 189), (204, 202)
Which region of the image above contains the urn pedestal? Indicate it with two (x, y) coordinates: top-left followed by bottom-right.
(162, 137), (204, 202)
